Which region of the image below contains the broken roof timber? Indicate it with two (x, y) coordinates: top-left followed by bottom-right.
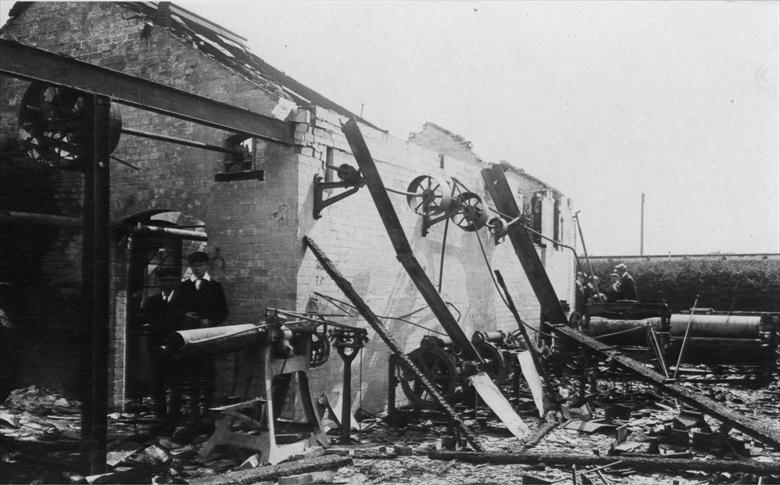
(551, 324), (780, 449)
(117, 2), (384, 131)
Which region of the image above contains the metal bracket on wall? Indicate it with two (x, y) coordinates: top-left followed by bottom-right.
(313, 164), (365, 219)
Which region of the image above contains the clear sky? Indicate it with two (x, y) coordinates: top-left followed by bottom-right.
(2, 1), (778, 256)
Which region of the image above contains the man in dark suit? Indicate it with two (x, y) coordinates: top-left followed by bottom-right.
(179, 251), (229, 417)
(138, 267), (185, 420)
(615, 263), (638, 301)
(180, 251), (228, 328)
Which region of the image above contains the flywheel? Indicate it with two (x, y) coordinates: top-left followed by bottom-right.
(18, 82), (122, 169)
(399, 345), (461, 408)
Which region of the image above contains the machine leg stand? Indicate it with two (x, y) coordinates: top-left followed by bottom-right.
(199, 345), (327, 465)
(332, 328), (368, 445)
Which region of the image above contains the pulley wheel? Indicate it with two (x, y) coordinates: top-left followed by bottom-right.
(475, 341), (507, 383)
(399, 346), (460, 408)
(309, 330), (331, 367)
(406, 175), (452, 216)
(18, 82), (122, 169)
(488, 217), (508, 238)
(450, 192), (489, 231)
(336, 163), (362, 185)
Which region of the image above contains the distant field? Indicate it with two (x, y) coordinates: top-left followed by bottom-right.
(588, 257), (780, 313)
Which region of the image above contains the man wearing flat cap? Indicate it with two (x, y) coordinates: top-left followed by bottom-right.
(614, 263), (637, 301)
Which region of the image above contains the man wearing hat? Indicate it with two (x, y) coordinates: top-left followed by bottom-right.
(139, 267), (186, 421)
(180, 251), (228, 328)
(604, 272), (621, 302)
(179, 251), (229, 418)
(614, 263), (637, 301)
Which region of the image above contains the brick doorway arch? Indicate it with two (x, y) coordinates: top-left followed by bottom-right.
(120, 210), (208, 407)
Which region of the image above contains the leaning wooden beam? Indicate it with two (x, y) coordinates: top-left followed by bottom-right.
(429, 450), (780, 474)
(552, 324), (780, 449)
(303, 235), (484, 452)
(188, 455), (353, 485)
(341, 118), (481, 362)
(481, 165), (568, 329)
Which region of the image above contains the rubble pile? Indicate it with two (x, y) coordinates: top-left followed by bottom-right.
(1, 376), (779, 484)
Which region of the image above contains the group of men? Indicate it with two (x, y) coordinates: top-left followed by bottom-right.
(605, 263), (637, 302)
(139, 251), (228, 425)
(574, 262), (637, 313)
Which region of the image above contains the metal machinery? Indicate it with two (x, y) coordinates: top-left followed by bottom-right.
(389, 330), (531, 409)
(163, 309), (368, 464)
(572, 302), (779, 385)
(164, 312), (326, 464)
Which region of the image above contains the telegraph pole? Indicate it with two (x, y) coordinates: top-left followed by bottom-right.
(640, 193), (645, 256)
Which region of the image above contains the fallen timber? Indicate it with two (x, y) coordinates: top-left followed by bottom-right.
(552, 324), (780, 449)
(341, 118), (482, 363)
(302, 236), (484, 451)
(429, 450), (780, 475)
(188, 454), (353, 485)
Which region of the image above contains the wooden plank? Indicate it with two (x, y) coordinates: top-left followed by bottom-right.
(469, 371), (529, 438)
(517, 351), (545, 418)
(188, 455), (353, 485)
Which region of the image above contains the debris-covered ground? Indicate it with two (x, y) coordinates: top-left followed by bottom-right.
(1, 372), (779, 484)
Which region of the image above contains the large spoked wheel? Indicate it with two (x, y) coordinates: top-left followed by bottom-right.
(18, 82), (122, 169)
(406, 175), (452, 216)
(399, 346), (460, 408)
(450, 192), (489, 231)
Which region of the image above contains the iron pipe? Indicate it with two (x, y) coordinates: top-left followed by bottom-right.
(130, 223), (208, 241)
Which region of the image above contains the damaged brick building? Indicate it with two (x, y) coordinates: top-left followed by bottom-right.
(0, 2), (576, 412)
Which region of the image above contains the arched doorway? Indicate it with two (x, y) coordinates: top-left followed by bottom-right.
(120, 210), (208, 406)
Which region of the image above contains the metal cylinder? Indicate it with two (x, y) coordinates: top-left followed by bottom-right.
(585, 317), (662, 346)
(471, 330), (505, 344)
(669, 315), (761, 338)
(164, 324), (269, 355)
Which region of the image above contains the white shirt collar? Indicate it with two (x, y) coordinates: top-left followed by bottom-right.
(190, 272), (211, 282)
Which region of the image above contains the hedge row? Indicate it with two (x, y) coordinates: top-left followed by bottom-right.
(587, 257), (780, 313)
